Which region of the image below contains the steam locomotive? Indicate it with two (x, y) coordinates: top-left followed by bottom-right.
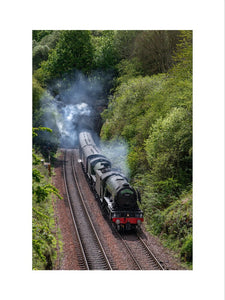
(79, 131), (144, 231)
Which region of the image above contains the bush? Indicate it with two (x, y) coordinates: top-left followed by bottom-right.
(92, 30), (119, 71)
(40, 30), (94, 82)
(32, 149), (62, 270)
(32, 76), (44, 113)
(33, 45), (50, 71)
(101, 74), (166, 145)
(180, 234), (192, 263)
(145, 107), (192, 187)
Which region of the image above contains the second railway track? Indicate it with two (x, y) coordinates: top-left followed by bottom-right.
(63, 149), (113, 270)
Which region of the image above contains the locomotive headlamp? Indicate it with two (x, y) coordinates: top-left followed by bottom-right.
(116, 219), (120, 225)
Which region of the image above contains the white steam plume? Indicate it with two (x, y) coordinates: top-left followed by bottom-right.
(39, 71), (108, 148)
(100, 139), (130, 178)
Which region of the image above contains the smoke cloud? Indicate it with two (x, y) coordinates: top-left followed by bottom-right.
(38, 70), (130, 177)
(40, 71), (109, 148)
(100, 139), (130, 178)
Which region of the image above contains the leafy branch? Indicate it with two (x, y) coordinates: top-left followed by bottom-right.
(32, 126), (52, 137)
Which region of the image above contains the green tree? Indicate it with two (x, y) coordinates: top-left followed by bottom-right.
(92, 30), (119, 70)
(32, 77), (44, 114)
(134, 30), (181, 75)
(33, 45), (50, 71)
(41, 30), (94, 82)
(33, 31), (61, 71)
(32, 112), (60, 159)
(145, 107), (192, 188)
(101, 74), (166, 144)
(33, 30), (53, 42)
(115, 58), (143, 85)
(32, 128), (62, 270)
(114, 30), (140, 60)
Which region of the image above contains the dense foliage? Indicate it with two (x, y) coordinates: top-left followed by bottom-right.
(33, 30), (192, 268)
(34, 30), (94, 85)
(101, 31), (192, 266)
(33, 31), (61, 71)
(32, 128), (62, 270)
(133, 30), (181, 75)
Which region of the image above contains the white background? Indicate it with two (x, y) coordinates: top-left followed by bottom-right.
(0, 0), (224, 299)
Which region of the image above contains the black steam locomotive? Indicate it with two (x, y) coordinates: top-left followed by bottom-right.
(79, 131), (143, 231)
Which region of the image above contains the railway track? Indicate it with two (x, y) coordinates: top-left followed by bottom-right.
(137, 232), (165, 270)
(63, 149), (113, 270)
(116, 230), (165, 270)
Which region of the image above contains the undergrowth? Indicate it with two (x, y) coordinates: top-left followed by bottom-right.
(138, 180), (192, 269)
(32, 150), (62, 270)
